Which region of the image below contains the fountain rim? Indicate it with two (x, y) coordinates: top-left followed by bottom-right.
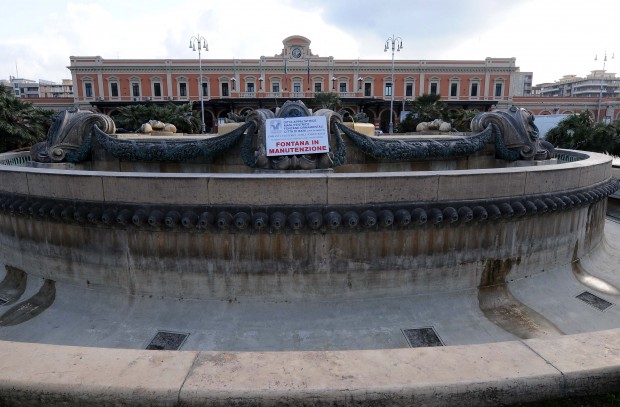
(0, 148), (603, 179)
(0, 327), (618, 405)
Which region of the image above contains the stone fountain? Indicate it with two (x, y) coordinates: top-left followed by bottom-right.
(0, 101), (619, 406)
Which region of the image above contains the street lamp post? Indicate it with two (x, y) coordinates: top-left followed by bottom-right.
(189, 34), (208, 133)
(595, 51), (614, 123)
(384, 35), (403, 134)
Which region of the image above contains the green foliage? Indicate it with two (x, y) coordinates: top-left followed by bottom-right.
(224, 112), (246, 123)
(113, 103), (201, 133)
(410, 93), (448, 123)
(0, 86), (54, 153)
(447, 108), (480, 132)
(339, 110), (369, 123)
(397, 94), (477, 132)
(545, 112), (620, 155)
(311, 92), (341, 110)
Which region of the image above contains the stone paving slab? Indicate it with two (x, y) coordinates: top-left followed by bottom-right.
(180, 342), (561, 406)
(526, 329), (620, 398)
(4, 332), (620, 406)
(0, 340), (198, 406)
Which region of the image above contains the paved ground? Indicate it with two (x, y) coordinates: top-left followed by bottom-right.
(2, 220), (620, 352)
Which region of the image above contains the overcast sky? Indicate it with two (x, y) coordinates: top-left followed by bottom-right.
(1, 0), (618, 85)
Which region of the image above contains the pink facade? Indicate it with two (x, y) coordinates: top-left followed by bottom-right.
(67, 36), (619, 131)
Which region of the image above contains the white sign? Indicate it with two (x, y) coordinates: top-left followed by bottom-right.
(265, 116), (329, 157)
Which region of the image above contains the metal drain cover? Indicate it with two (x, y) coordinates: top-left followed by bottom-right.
(402, 327), (444, 348)
(146, 331), (189, 350)
(576, 291), (614, 311)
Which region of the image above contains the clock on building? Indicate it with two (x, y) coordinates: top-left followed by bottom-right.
(291, 47), (302, 59)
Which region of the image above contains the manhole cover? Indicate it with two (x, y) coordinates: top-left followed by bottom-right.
(402, 327), (444, 348)
(146, 331), (189, 350)
(576, 291), (614, 311)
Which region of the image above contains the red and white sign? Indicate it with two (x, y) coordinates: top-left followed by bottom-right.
(265, 116), (329, 157)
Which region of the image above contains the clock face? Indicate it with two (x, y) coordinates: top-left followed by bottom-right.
(292, 47), (302, 59)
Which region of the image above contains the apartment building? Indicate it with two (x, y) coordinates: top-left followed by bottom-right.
(39, 79), (74, 98)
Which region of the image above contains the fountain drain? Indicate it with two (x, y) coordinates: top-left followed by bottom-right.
(576, 291), (614, 311)
(402, 327), (444, 348)
(146, 331), (189, 350)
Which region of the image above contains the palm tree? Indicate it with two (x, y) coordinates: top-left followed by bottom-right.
(448, 108), (479, 132)
(397, 93), (449, 132)
(546, 112), (620, 155)
(0, 86), (54, 153)
(113, 103), (200, 133)
(411, 93), (447, 122)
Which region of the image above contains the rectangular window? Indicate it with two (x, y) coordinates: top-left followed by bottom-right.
(495, 83), (502, 97)
(85, 83), (93, 97)
(154, 83), (161, 97)
(221, 83), (229, 97)
(132, 83), (140, 97)
(110, 83), (119, 97)
(471, 83), (478, 97)
(364, 83), (372, 97)
(247, 83), (255, 93)
(272, 83), (280, 93)
(314, 83), (322, 92)
(450, 83), (458, 97)
(385, 83), (392, 96)
(339, 82), (346, 92)
(202, 83), (208, 97)
(180, 83), (187, 97)
(405, 83), (413, 97)
(293, 83), (301, 92)
(430, 82), (438, 95)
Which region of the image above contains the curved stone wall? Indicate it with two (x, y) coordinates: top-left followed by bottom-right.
(0, 150), (615, 299)
(2, 328), (620, 406)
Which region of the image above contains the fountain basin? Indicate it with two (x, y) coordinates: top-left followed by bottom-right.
(0, 149), (614, 300)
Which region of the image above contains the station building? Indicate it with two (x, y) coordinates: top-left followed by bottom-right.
(64, 35), (620, 132)
(68, 35), (530, 133)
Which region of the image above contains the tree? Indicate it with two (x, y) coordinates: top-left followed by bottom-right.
(447, 108), (480, 132)
(397, 94), (483, 133)
(311, 92), (341, 110)
(397, 94), (447, 132)
(0, 86), (54, 153)
(413, 93), (447, 121)
(113, 103), (201, 133)
(545, 112), (620, 155)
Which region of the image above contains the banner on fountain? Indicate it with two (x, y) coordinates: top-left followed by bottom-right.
(265, 116), (329, 156)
